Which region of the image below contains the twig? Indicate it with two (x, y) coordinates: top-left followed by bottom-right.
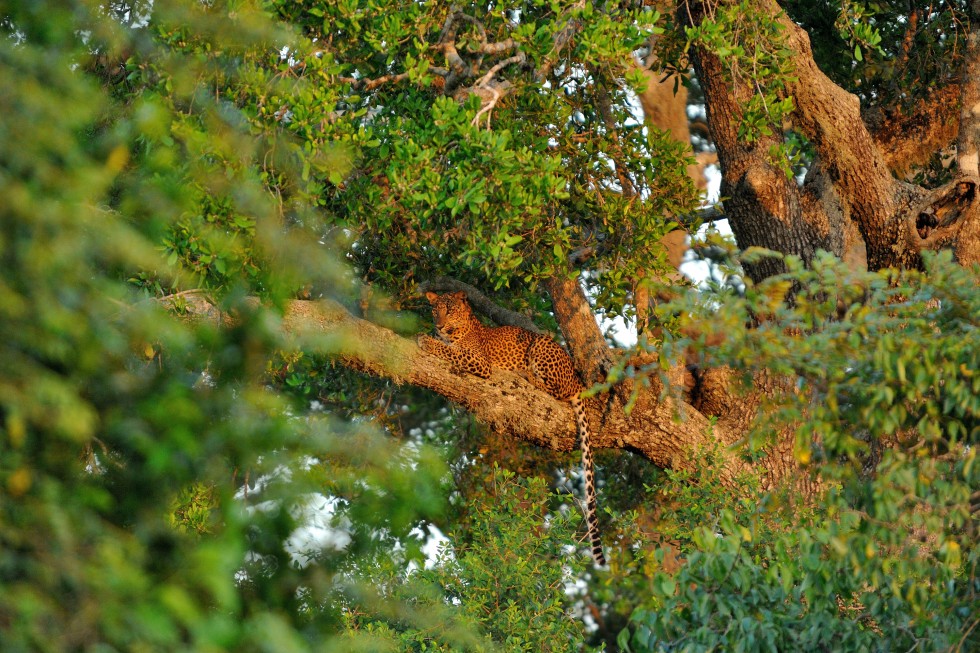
(475, 52), (525, 88)
(534, 0), (586, 82)
(471, 86), (501, 129)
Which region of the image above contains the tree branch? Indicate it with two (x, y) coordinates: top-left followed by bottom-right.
(544, 275), (613, 388)
(957, 1), (980, 178)
(336, 72), (412, 92)
(683, 0), (980, 272)
(329, 3), (587, 129)
(170, 293), (816, 492)
(329, 298), (752, 486)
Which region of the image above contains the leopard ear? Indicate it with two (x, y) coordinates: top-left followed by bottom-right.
(452, 291), (468, 301)
(424, 291), (439, 303)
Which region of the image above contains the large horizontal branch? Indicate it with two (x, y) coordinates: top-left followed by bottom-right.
(178, 293), (763, 485)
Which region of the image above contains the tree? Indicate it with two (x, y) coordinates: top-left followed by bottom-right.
(214, 0), (978, 494)
(2, 0), (978, 651)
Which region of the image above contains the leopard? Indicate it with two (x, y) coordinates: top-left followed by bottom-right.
(419, 290), (605, 565)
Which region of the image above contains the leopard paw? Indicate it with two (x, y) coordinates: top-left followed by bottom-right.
(417, 334), (442, 354)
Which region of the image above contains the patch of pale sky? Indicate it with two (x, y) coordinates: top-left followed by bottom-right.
(606, 165), (727, 347)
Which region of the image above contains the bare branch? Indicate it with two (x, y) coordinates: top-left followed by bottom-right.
(470, 86), (501, 128)
(779, 11), (902, 234)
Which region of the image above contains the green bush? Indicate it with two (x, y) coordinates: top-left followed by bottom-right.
(621, 253), (979, 652)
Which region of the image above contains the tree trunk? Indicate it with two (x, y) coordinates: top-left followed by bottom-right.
(682, 0), (980, 273)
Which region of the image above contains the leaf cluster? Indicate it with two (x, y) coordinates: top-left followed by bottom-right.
(619, 252), (979, 651)
(783, 0), (967, 109)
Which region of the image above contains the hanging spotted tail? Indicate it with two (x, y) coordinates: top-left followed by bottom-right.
(570, 395), (605, 566)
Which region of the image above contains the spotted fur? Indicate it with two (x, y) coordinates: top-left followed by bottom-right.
(420, 291), (605, 565)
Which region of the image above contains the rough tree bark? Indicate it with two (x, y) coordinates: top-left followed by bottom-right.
(681, 0), (980, 276)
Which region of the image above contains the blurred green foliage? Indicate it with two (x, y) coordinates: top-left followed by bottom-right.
(0, 1), (447, 650)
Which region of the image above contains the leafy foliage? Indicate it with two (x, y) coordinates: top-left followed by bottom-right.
(2, 1), (979, 652)
(251, 0), (700, 311)
(621, 253), (979, 651)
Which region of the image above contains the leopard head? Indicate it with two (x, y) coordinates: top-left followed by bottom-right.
(424, 291), (475, 342)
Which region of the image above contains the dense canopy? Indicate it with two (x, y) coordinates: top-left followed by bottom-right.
(1, 1), (977, 651)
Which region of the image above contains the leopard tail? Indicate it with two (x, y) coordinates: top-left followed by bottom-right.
(570, 395), (605, 566)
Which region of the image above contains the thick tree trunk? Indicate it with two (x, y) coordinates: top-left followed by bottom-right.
(682, 0), (980, 273)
